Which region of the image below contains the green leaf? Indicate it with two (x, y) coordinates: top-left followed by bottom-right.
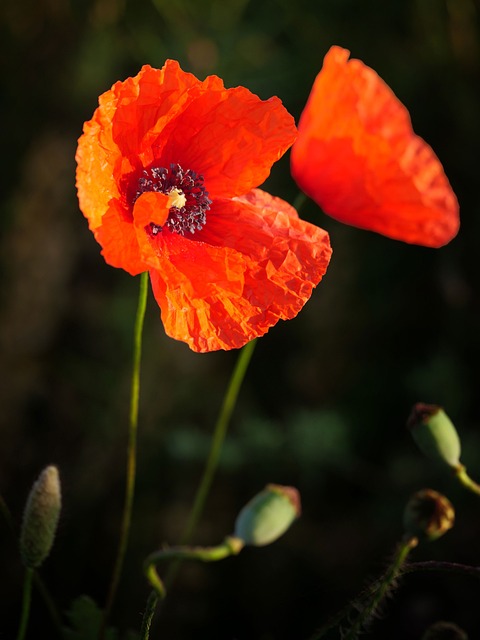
(62, 596), (118, 640)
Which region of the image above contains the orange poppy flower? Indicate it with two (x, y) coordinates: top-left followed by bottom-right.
(76, 61), (332, 352)
(290, 46), (460, 247)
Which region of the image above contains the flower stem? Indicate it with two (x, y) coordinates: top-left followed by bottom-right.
(139, 338), (256, 635)
(311, 536), (418, 640)
(181, 339), (256, 547)
(100, 271), (149, 637)
(292, 191), (308, 213)
(1, 492), (63, 635)
(163, 338), (256, 594)
(32, 574), (63, 635)
(139, 591), (160, 640)
(403, 560), (480, 580)
(454, 463), (480, 495)
(343, 536), (418, 640)
(16, 567), (34, 640)
(145, 536), (244, 598)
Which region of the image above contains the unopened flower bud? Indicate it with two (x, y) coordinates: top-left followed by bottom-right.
(20, 465), (61, 568)
(421, 621), (468, 639)
(403, 489), (454, 542)
(407, 404), (461, 468)
(234, 484), (301, 547)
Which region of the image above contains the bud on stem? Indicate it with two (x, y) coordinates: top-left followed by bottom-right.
(403, 489), (455, 542)
(143, 485), (301, 601)
(234, 484), (301, 547)
(408, 403), (480, 496)
(407, 404), (461, 468)
(20, 466), (61, 569)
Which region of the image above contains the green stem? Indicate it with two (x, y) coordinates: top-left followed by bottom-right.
(1, 492), (63, 635)
(343, 536), (418, 640)
(141, 337), (256, 635)
(179, 338), (257, 549)
(139, 591), (160, 640)
(403, 560), (480, 580)
(145, 536), (244, 598)
(17, 567), (34, 640)
(142, 339), (256, 632)
(32, 574), (64, 635)
(100, 271), (149, 637)
(292, 191), (308, 213)
(454, 464), (480, 496)
(311, 537), (418, 640)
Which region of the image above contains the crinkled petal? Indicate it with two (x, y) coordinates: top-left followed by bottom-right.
(76, 60), (298, 281)
(149, 189), (331, 352)
(132, 192), (171, 269)
(111, 61), (206, 165)
(76, 62), (201, 230)
(95, 199), (146, 275)
(159, 88), (297, 198)
(76, 100), (121, 231)
(291, 46), (460, 247)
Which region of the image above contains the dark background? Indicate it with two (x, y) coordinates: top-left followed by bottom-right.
(1, 0), (480, 638)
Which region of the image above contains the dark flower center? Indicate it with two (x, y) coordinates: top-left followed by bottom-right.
(133, 163), (211, 235)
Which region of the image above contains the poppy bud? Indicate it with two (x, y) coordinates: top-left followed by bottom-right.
(403, 489), (454, 542)
(407, 403), (461, 469)
(421, 621), (468, 639)
(20, 465), (61, 569)
(234, 484), (301, 547)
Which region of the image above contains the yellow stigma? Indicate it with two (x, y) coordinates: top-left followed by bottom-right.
(168, 188), (186, 209)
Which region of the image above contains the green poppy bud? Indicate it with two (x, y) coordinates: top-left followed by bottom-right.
(20, 465), (61, 569)
(407, 403), (461, 468)
(421, 621), (468, 639)
(234, 484), (301, 547)
(403, 488), (454, 542)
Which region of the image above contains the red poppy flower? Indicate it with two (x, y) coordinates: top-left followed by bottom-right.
(291, 46), (459, 247)
(76, 61), (331, 352)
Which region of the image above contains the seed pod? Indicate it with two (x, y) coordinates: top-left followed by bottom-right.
(403, 488), (454, 542)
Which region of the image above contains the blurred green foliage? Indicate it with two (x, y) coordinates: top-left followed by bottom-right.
(1, 0), (480, 638)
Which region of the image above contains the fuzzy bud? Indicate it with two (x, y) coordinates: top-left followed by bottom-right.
(20, 465), (61, 568)
(234, 484), (301, 547)
(403, 488), (454, 542)
(407, 404), (461, 469)
(421, 621), (468, 639)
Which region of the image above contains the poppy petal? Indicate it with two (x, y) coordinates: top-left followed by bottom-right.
(149, 189), (331, 352)
(76, 103), (120, 231)
(132, 192), (171, 269)
(159, 88), (297, 199)
(111, 62), (204, 165)
(77, 60), (330, 352)
(94, 199), (146, 275)
(76, 61), (203, 233)
(290, 46), (460, 247)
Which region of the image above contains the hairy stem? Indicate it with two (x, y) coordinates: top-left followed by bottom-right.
(139, 591), (160, 640)
(344, 537), (418, 640)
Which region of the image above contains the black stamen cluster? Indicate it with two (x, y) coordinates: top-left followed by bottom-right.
(134, 163), (212, 235)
